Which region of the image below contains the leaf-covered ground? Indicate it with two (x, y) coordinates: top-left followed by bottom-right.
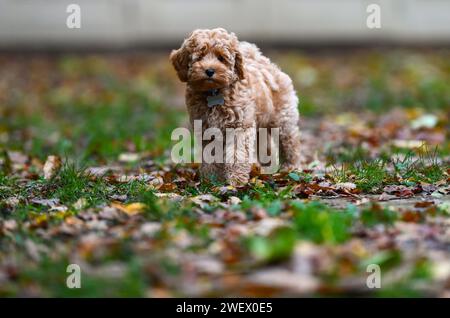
(0, 49), (449, 297)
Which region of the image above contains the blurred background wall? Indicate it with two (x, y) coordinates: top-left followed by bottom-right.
(0, 0), (449, 49)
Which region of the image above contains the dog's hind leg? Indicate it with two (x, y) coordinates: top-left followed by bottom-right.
(276, 91), (302, 172)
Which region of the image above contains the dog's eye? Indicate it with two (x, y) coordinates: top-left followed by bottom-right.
(217, 55), (225, 62)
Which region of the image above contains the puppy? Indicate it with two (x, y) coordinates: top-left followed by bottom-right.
(170, 28), (301, 184)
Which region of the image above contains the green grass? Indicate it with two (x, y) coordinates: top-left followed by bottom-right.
(246, 227), (297, 263)
(393, 149), (445, 184)
(43, 164), (110, 205)
(279, 49), (450, 116)
(12, 257), (147, 297)
(330, 149), (447, 192)
(352, 159), (389, 192)
(360, 204), (397, 227)
(331, 159), (389, 192)
(2, 62), (183, 163)
(292, 201), (356, 244)
(0, 173), (16, 200)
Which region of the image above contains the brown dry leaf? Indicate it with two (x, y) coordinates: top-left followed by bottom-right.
(148, 288), (173, 298)
(397, 188), (414, 198)
(159, 182), (177, 192)
(64, 216), (84, 226)
(249, 206), (268, 220)
(401, 210), (423, 223)
(112, 202), (146, 216)
(43, 155), (62, 180)
(383, 185), (414, 197)
(414, 201), (435, 208)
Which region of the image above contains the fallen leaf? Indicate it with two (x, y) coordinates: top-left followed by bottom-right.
(190, 194), (219, 208)
(31, 198), (61, 208)
(112, 202), (146, 215)
(158, 182), (177, 192)
(154, 192), (183, 201)
(43, 155), (62, 180)
(73, 198), (88, 210)
(431, 191), (444, 198)
(401, 210), (423, 223)
(411, 114), (438, 129)
(228, 196), (241, 205)
(252, 218), (286, 236)
(414, 201), (435, 208)
(3, 219), (18, 231)
(383, 185), (414, 197)
(109, 194), (127, 201)
(392, 140), (424, 149)
(118, 152), (140, 163)
(288, 172), (300, 181)
(4, 196), (20, 207)
(335, 182), (357, 190)
(190, 256), (224, 274)
(437, 202), (450, 214)
(139, 222), (162, 237)
(378, 192), (396, 201)
(85, 166), (114, 177)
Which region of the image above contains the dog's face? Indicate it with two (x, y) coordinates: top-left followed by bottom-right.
(170, 28), (245, 91)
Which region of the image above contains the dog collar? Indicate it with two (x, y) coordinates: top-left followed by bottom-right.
(206, 89), (224, 108)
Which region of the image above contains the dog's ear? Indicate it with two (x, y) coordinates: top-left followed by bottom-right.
(229, 31), (245, 81)
(234, 50), (245, 81)
(170, 46), (190, 82)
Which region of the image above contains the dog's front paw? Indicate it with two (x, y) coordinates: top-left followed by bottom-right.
(223, 164), (251, 186)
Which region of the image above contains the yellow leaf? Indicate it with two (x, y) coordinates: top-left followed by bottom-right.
(112, 202), (146, 215)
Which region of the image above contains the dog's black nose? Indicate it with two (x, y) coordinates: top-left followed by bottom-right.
(205, 68), (215, 77)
